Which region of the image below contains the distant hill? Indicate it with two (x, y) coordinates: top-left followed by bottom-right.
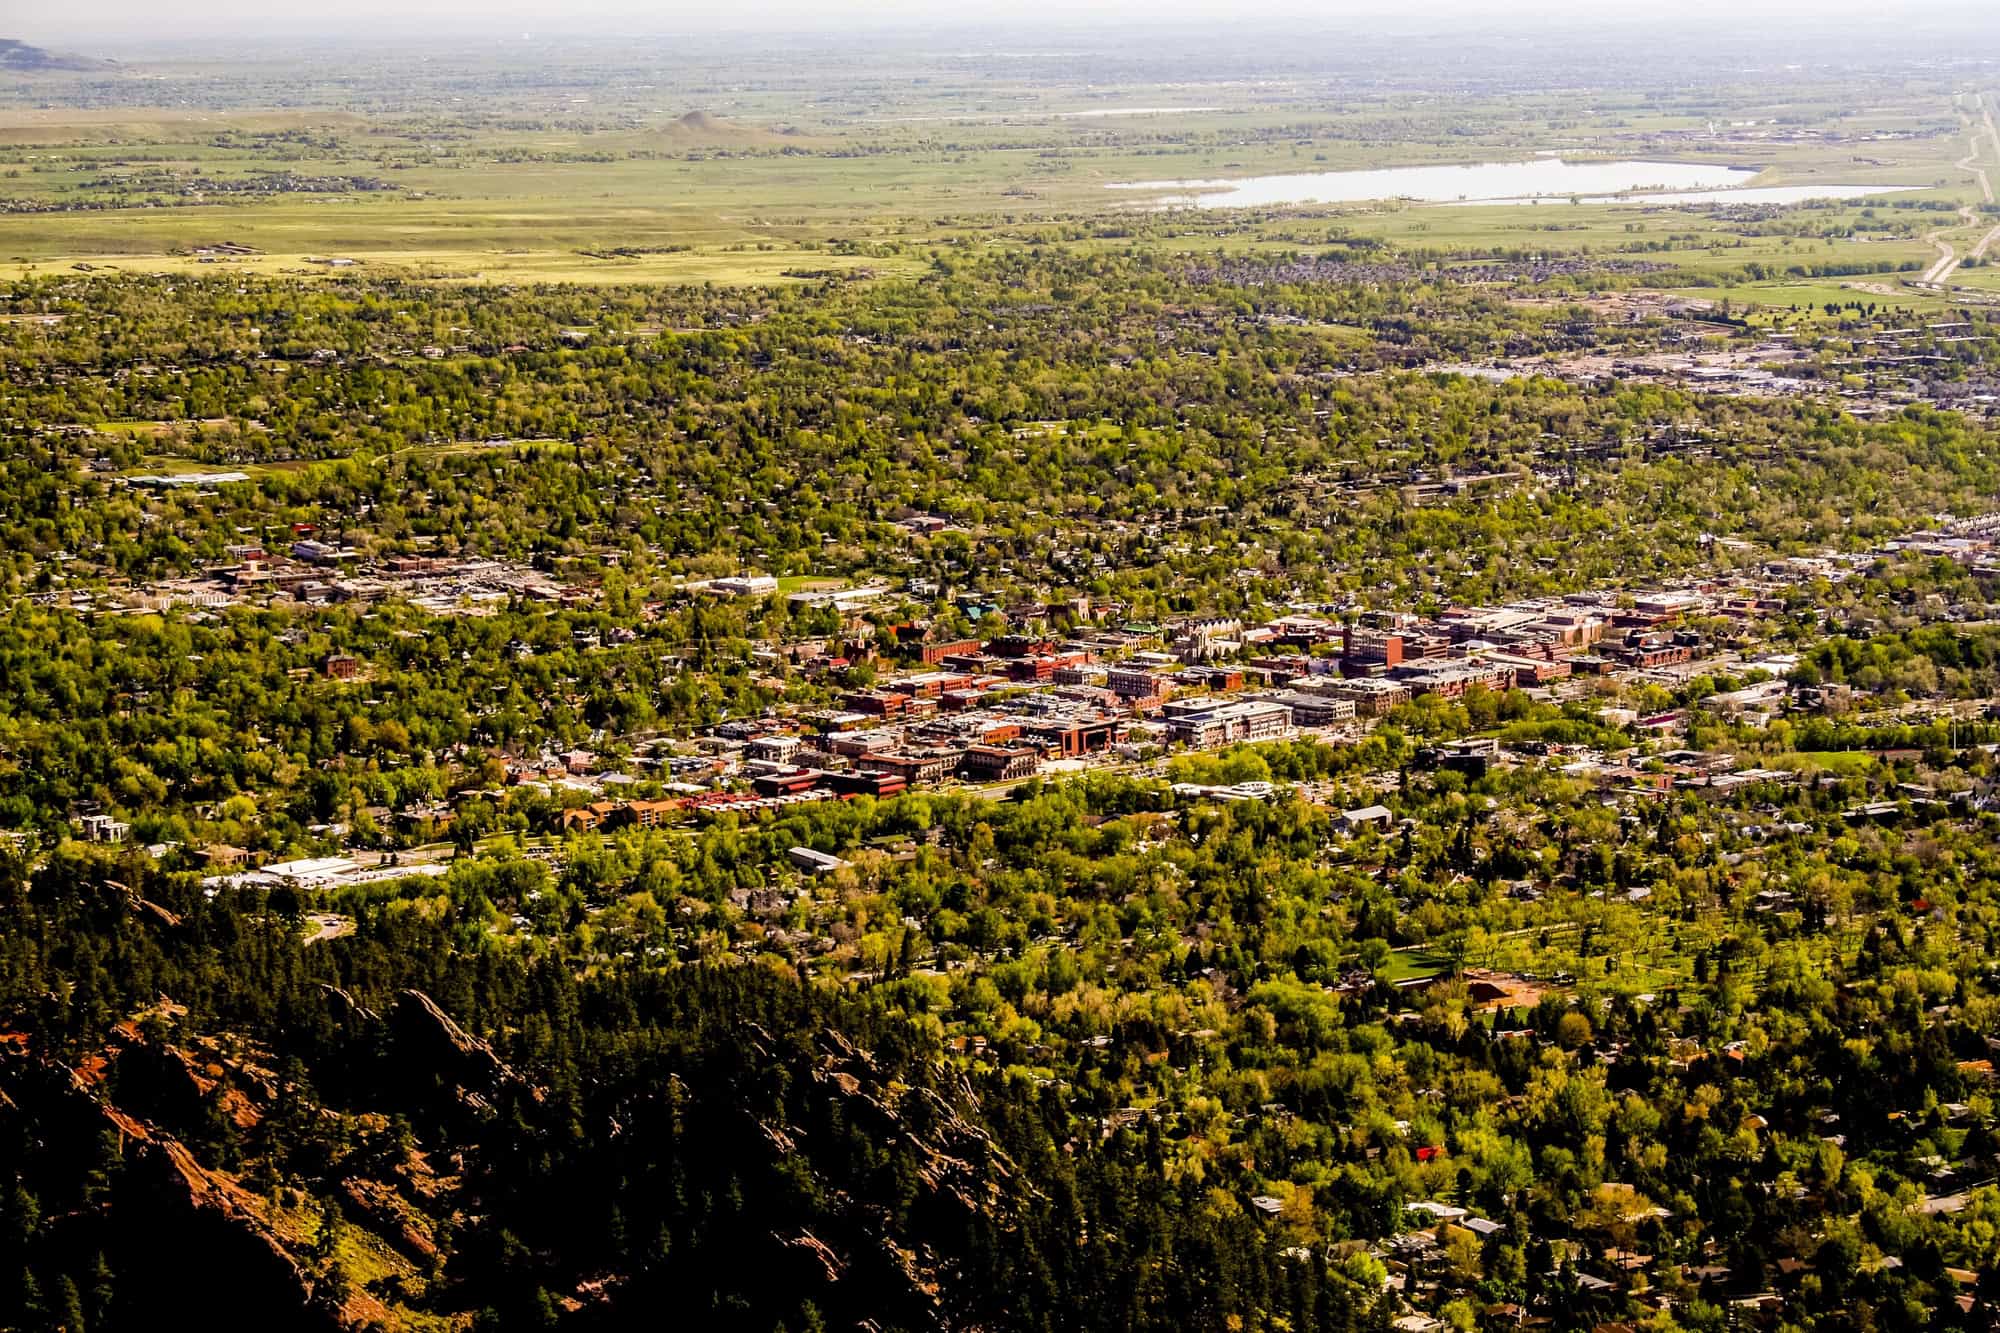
(0, 38), (112, 71)
(656, 109), (795, 146)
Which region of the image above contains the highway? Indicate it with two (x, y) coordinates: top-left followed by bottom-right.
(1922, 92), (2000, 288)
(1971, 94), (2000, 269)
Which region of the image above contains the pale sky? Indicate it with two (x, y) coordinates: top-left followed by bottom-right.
(12, 0), (1996, 43)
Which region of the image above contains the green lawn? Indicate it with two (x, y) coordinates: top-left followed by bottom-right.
(0, 77), (1984, 297)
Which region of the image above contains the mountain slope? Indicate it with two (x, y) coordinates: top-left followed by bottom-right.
(0, 865), (1379, 1332)
(0, 39), (112, 71)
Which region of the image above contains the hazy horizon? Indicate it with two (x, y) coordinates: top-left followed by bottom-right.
(14, 0), (2000, 48)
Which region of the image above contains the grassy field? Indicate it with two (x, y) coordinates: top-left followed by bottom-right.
(1769, 751), (1899, 776)
(0, 50), (1993, 304)
(82, 248), (915, 287)
(110, 453), (309, 479)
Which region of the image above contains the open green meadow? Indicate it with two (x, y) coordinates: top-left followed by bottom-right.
(2, 49), (1994, 302)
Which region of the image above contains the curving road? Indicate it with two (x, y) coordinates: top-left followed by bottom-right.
(1923, 93), (2000, 288)
(1971, 94), (2000, 266)
(304, 913), (355, 946)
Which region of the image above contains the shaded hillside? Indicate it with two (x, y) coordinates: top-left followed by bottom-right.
(0, 39), (111, 71)
(0, 854), (1379, 1332)
(654, 109), (804, 146)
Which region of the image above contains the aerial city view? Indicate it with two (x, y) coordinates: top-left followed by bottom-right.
(9, 0), (2000, 1327)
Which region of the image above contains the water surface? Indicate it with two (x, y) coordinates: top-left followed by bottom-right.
(1109, 158), (1911, 209)
(1109, 158), (1757, 207)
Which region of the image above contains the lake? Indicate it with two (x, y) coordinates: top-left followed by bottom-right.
(1108, 158), (1909, 208)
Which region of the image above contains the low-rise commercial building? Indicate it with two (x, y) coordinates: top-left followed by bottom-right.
(1165, 699), (1292, 748)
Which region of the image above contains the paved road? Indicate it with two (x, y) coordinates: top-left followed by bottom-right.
(1924, 93), (2000, 287)
(1921, 204), (1974, 285)
(1970, 95), (2000, 266)
(303, 913), (355, 946)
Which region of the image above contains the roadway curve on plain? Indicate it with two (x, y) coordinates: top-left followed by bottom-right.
(1923, 93), (2000, 287)
(304, 913), (355, 946)
(1970, 95), (2000, 267)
